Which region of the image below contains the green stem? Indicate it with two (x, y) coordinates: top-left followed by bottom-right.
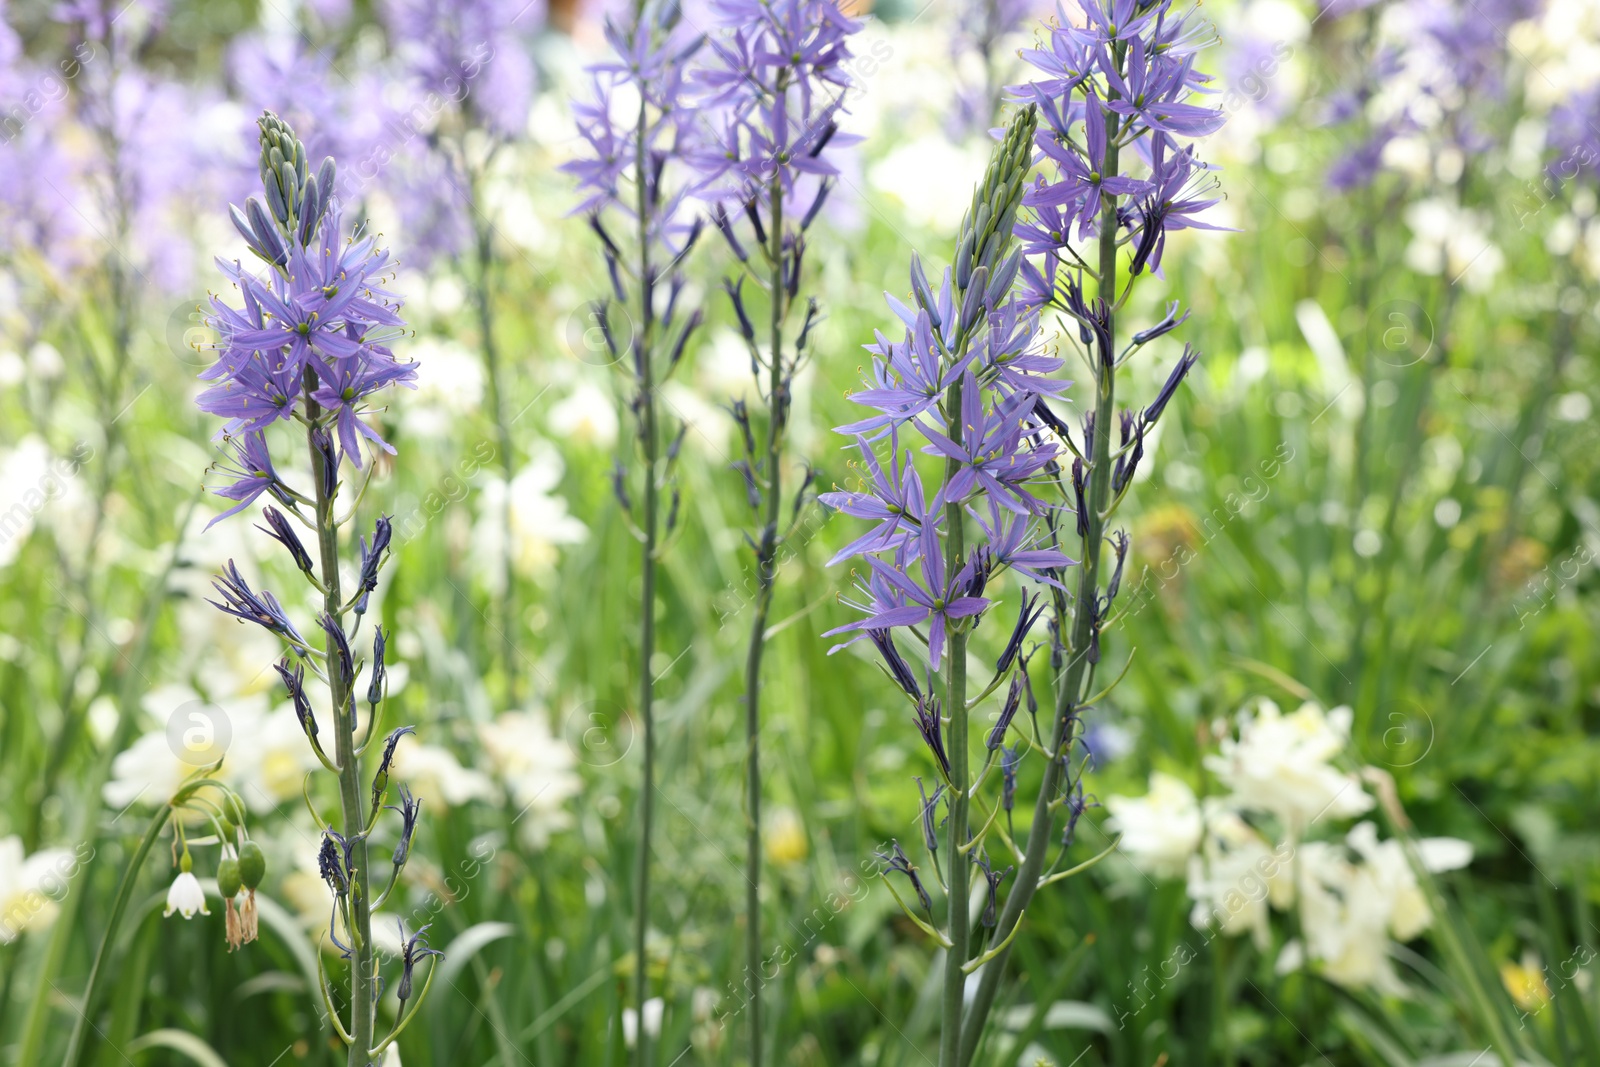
(958, 111), (1122, 1067)
(632, 82), (659, 1067)
(60, 804), (170, 1067)
(938, 392), (973, 1067)
(307, 408), (377, 1066)
(743, 163), (790, 1067)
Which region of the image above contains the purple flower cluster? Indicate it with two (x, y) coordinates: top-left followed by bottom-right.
(1010, 0), (1224, 290)
(1320, 0), (1544, 191)
(822, 110), (1070, 683)
(824, 2), (1226, 1052)
(687, 0), (862, 217)
(199, 112), (416, 525)
(382, 0), (541, 138)
(565, 5), (704, 250)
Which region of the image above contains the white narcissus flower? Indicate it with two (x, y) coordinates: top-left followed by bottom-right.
(1204, 699), (1373, 834)
(0, 836), (76, 943)
(401, 336), (483, 438)
(103, 729), (194, 811)
(102, 689), (276, 811)
(477, 711), (581, 848)
(164, 871), (210, 919)
(390, 736), (494, 809)
(1276, 822), (1474, 995)
(1186, 804), (1292, 950)
(548, 381), (619, 447)
(473, 448), (588, 589)
(230, 704), (320, 814)
(1104, 772), (1203, 878)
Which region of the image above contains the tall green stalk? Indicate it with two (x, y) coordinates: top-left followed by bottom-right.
(471, 199), (520, 708)
(741, 166), (789, 1067)
(631, 81), (660, 1067)
(937, 472), (972, 1067)
(306, 408), (379, 1066)
(958, 107), (1122, 1067)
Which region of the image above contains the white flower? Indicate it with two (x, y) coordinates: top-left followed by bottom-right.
(1204, 700), (1373, 834)
(1186, 804), (1291, 949)
(549, 381), (619, 447)
(659, 383), (730, 456)
(477, 711), (581, 848)
(0, 436), (92, 568)
(1402, 197), (1503, 292)
(230, 704), (320, 813)
(623, 997), (664, 1048)
(868, 136), (989, 232)
(391, 736), (494, 808)
(104, 730), (194, 810)
(102, 689), (276, 810)
(1105, 772), (1203, 878)
(402, 336), (483, 437)
(164, 871), (210, 919)
(0, 836), (77, 943)
(1277, 822), (1473, 995)
(474, 448), (588, 589)
(699, 329), (759, 400)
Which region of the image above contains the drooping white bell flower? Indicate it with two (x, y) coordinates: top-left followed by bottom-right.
(164, 870), (210, 920)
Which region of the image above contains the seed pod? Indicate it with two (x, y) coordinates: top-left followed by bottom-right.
(223, 792), (248, 829)
(217, 857), (243, 899)
(238, 841), (266, 890)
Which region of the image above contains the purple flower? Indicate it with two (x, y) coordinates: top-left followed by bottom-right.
(201, 205), (413, 465)
(819, 434), (933, 564)
(209, 560), (307, 648)
(381, 0), (543, 138)
(1027, 89), (1152, 240)
(824, 521), (989, 668)
(977, 300), (1068, 398)
(971, 501), (1075, 585)
(206, 432), (291, 529)
(684, 0), (863, 258)
(875, 840), (932, 912)
(563, 11), (704, 253)
(916, 373), (1058, 514)
(839, 308), (978, 437)
(1097, 37), (1223, 139)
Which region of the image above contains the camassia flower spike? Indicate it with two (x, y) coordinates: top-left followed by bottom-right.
(194, 111), (439, 1067)
(824, 0), (1228, 1058)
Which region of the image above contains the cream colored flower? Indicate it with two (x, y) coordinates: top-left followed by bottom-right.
(0, 836), (77, 942)
(549, 381), (619, 447)
(1105, 772), (1203, 878)
(1278, 821), (1473, 995)
(764, 807), (809, 868)
(1204, 700), (1373, 834)
(391, 736), (494, 808)
(474, 448), (588, 588)
(1186, 804), (1289, 950)
(477, 710), (581, 848)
